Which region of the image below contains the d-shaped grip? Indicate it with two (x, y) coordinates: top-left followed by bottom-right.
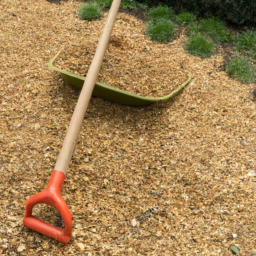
(23, 171), (72, 244)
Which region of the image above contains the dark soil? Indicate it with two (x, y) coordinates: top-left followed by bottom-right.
(119, 6), (149, 21)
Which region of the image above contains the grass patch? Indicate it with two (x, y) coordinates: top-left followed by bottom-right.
(226, 57), (256, 83)
(176, 12), (196, 25)
(189, 17), (231, 42)
(235, 30), (256, 52)
(146, 19), (175, 43)
(188, 22), (201, 34)
(78, 2), (103, 21)
(185, 34), (214, 58)
(96, 0), (112, 8)
(148, 5), (175, 20)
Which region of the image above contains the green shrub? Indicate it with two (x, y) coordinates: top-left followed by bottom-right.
(235, 30), (256, 52)
(176, 12), (196, 25)
(226, 57), (256, 83)
(185, 34), (214, 58)
(97, 0), (112, 8)
(135, 0), (256, 26)
(148, 5), (175, 20)
(78, 2), (103, 21)
(146, 19), (175, 43)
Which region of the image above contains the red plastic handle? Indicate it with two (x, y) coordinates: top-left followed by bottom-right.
(23, 171), (72, 244)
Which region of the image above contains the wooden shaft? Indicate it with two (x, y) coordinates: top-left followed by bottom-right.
(54, 0), (121, 175)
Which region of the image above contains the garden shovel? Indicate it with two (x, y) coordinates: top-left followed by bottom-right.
(23, 0), (121, 244)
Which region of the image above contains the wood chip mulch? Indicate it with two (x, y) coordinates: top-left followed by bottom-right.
(1, 0), (256, 255)
(54, 13), (188, 97)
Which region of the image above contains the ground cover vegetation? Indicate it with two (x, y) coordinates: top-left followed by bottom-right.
(145, 18), (175, 43)
(175, 11), (196, 25)
(226, 57), (256, 84)
(185, 34), (214, 58)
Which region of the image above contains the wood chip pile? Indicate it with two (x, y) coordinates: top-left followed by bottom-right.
(0, 0), (256, 255)
(55, 13), (187, 97)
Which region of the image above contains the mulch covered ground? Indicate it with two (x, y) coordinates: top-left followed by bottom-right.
(54, 13), (188, 97)
(1, 0), (256, 255)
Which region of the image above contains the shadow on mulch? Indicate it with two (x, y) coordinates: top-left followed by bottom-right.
(46, 0), (68, 4)
(55, 78), (179, 132)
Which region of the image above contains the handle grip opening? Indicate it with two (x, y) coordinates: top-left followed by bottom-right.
(23, 171), (72, 244)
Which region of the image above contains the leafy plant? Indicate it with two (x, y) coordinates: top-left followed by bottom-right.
(146, 19), (175, 43)
(78, 2), (103, 21)
(148, 5), (175, 20)
(96, 0), (112, 8)
(185, 34), (214, 58)
(235, 30), (256, 52)
(176, 11), (196, 25)
(226, 57), (256, 83)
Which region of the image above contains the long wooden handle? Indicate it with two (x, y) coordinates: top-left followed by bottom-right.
(54, 0), (121, 175)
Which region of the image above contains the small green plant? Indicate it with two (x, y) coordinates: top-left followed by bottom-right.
(78, 2), (103, 21)
(146, 19), (175, 43)
(121, 0), (137, 9)
(226, 57), (256, 83)
(189, 18), (231, 42)
(148, 5), (175, 20)
(235, 30), (256, 52)
(176, 12), (196, 25)
(96, 0), (112, 8)
(185, 34), (214, 58)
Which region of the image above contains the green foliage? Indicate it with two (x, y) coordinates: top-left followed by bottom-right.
(185, 34), (214, 58)
(78, 2), (103, 21)
(137, 2), (148, 10)
(96, 0), (112, 8)
(200, 18), (231, 42)
(176, 12), (196, 25)
(135, 0), (256, 26)
(146, 19), (175, 43)
(189, 18), (231, 43)
(235, 30), (256, 52)
(96, 0), (147, 10)
(188, 22), (201, 34)
(121, 0), (137, 9)
(226, 57), (256, 83)
(148, 5), (175, 20)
